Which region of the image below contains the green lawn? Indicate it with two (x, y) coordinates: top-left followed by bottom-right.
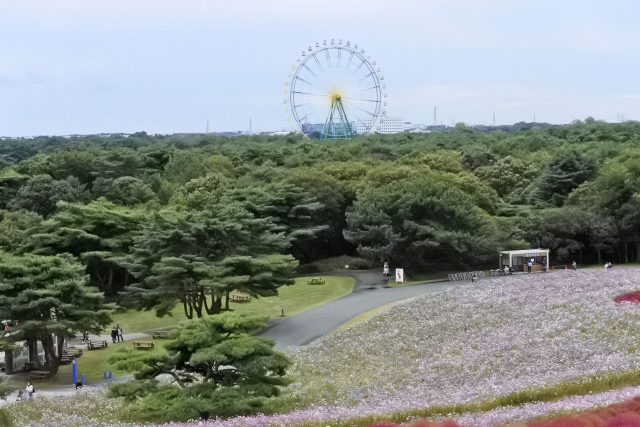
(7, 276), (355, 388)
(57, 340), (171, 386)
(112, 275), (355, 333)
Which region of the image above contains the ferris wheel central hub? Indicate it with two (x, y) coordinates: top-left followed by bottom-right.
(284, 40), (386, 139)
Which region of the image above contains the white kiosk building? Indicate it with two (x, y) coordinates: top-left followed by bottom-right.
(499, 249), (550, 273)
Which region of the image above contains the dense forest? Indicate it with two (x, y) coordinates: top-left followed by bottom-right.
(1, 119), (640, 303)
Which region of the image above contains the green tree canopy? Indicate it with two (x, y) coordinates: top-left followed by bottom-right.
(107, 312), (290, 421)
(7, 174), (87, 217)
(530, 149), (598, 206)
(344, 177), (497, 268)
(25, 200), (146, 295)
(91, 176), (157, 206)
(122, 204), (297, 318)
(0, 251), (112, 374)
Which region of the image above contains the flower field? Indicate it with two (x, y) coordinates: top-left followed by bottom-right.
(274, 268), (640, 425)
(3, 268), (640, 427)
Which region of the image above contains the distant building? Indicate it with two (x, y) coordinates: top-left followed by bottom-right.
(375, 117), (404, 134)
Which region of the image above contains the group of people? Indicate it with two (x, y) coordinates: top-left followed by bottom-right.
(111, 325), (124, 343)
(82, 324), (124, 344)
(604, 262), (614, 270)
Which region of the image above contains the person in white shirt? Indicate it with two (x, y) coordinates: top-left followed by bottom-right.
(26, 382), (34, 399)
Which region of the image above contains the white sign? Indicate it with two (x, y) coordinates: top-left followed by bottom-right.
(396, 268), (404, 283)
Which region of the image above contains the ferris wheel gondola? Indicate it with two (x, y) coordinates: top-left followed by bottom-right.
(284, 40), (385, 139)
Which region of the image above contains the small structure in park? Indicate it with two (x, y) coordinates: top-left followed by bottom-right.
(499, 249), (550, 273)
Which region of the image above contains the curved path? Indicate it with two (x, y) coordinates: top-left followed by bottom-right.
(258, 271), (464, 350)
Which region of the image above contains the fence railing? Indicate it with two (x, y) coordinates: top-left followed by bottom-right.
(448, 271), (485, 281)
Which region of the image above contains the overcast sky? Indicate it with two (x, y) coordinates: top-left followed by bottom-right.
(2, 0), (640, 136)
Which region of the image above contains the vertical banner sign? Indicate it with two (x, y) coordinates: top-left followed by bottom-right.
(72, 358), (77, 383)
(396, 268), (404, 283)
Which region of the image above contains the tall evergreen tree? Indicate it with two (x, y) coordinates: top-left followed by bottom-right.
(0, 251), (112, 375)
(121, 204), (297, 318)
(25, 199), (146, 295)
(107, 313), (291, 421)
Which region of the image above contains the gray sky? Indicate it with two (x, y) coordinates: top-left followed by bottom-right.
(2, 0), (640, 136)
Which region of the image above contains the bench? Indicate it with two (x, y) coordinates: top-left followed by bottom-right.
(30, 370), (53, 381)
(307, 277), (325, 285)
(88, 340), (108, 350)
(230, 293), (251, 302)
(64, 348), (83, 357)
(23, 362), (36, 371)
(133, 341), (154, 349)
(152, 331), (171, 339)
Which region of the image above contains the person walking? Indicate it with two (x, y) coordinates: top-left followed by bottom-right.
(527, 260), (532, 274)
(471, 272), (478, 284)
(117, 325), (124, 342)
(82, 331), (89, 343)
(572, 261), (577, 271)
(25, 382), (34, 399)
(110, 327), (117, 344)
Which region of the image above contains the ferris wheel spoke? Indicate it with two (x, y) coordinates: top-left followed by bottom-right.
(307, 55), (334, 92)
(293, 77), (326, 94)
(313, 54), (324, 72)
(358, 71), (374, 82)
(353, 61), (365, 74)
(325, 49), (331, 68)
(343, 97), (379, 103)
(293, 91), (330, 98)
(302, 64), (320, 80)
(345, 52), (354, 71)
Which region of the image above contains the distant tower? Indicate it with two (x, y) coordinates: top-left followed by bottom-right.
(622, 113), (625, 122)
(434, 106), (437, 126)
(206, 119), (209, 134)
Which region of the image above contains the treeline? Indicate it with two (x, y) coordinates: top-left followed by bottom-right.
(1, 118), (639, 300)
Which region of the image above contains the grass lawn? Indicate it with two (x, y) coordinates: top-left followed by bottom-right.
(5, 339), (172, 388)
(9, 276), (355, 388)
(57, 341), (171, 386)
(112, 275), (356, 333)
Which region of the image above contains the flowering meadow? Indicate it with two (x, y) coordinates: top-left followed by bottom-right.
(368, 393), (640, 427)
(3, 268), (640, 427)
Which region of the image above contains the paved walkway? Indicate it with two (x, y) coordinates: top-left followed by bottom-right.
(258, 271), (464, 349)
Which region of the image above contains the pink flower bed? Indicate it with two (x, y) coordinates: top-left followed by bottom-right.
(366, 395), (640, 427)
(614, 291), (640, 304)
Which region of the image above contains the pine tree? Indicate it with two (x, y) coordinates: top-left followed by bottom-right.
(122, 204), (297, 318)
(107, 312), (290, 421)
(25, 199), (146, 296)
(0, 251), (112, 375)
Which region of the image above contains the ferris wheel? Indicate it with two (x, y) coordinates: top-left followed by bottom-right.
(284, 39), (387, 139)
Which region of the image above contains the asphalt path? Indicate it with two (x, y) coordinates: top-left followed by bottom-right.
(258, 271), (465, 350)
